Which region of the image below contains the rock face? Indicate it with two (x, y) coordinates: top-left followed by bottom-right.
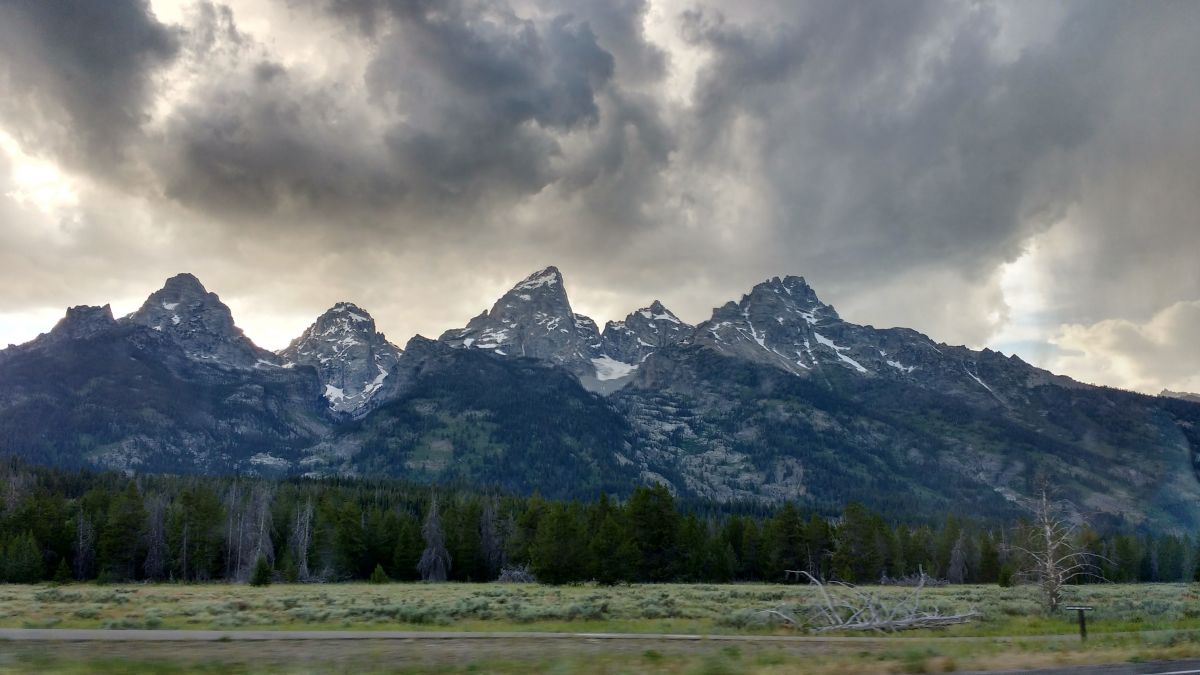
(3, 268), (1200, 531)
(278, 302), (402, 414)
(126, 273), (277, 368)
(587, 301), (691, 389)
(438, 266), (603, 377)
(1163, 390), (1200, 404)
(685, 275), (1066, 404)
(48, 304), (119, 342)
(0, 286), (329, 475)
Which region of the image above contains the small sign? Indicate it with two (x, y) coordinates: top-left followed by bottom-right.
(1063, 606), (1094, 641)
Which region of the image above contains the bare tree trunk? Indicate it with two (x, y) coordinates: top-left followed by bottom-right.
(180, 521), (189, 582)
(249, 485), (275, 569)
(73, 509), (95, 580)
(291, 498), (313, 581)
(480, 496), (504, 579)
(143, 494), (168, 581)
(418, 495), (451, 582)
(1012, 486), (1108, 613)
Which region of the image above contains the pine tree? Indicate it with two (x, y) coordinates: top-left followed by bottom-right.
(53, 558), (72, 584)
(392, 512), (423, 581)
(767, 502), (804, 575)
(249, 555), (272, 586)
(978, 532), (1000, 583)
(589, 512), (635, 585)
(626, 484), (679, 582)
(4, 532), (43, 583)
(369, 563), (390, 584)
(333, 499), (366, 579)
(530, 504), (582, 584)
(99, 481), (147, 581)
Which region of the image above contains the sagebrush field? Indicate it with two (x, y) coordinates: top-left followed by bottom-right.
(7, 581), (1200, 634)
(2, 582), (1200, 674)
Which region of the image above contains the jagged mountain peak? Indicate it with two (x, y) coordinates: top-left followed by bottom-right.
(160, 272), (208, 295)
(126, 274), (276, 368)
(439, 265), (609, 385)
(636, 300), (683, 323)
(313, 302), (381, 332)
(279, 301), (402, 415)
(511, 266), (564, 292)
(51, 304), (117, 341)
(741, 275), (833, 315)
(597, 300), (692, 373)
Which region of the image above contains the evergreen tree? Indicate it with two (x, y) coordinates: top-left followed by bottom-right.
(530, 504), (583, 584)
(626, 484), (679, 581)
(589, 511), (636, 584)
(369, 563), (390, 584)
(766, 502), (804, 575)
(168, 485), (224, 581)
(3, 532), (43, 583)
(249, 555), (272, 586)
(831, 502), (884, 582)
(392, 512), (423, 581)
(99, 481), (147, 581)
(53, 558), (72, 584)
(978, 532), (1000, 583)
(333, 499), (366, 578)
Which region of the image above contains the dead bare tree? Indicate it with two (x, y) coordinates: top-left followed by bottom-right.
(1011, 487), (1107, 613)
(247, 485), (275, 577)
(758, 570), (977, 633)
(418, 495), (451, 582)
(479, 496), (505, 579)
(291, 498), (313, 581)
(73, 507), (96, 580)
(143, 493), (168, 581)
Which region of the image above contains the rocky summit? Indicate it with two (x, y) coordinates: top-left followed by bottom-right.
(2, 268), (1199, 531)
(596, 300), (692, 377)
(438, 266), (604, 379)
(279, 302), (402, 415)
(126, 273), (278, 369)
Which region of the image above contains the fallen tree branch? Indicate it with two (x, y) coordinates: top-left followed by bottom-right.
(757, 569), (977, 633)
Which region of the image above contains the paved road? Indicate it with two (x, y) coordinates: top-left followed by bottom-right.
(961, 659), (1200, 674)
(2, 628), (1199, 674)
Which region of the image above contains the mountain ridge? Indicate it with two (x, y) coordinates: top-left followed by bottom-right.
(2, 267), (1199, 531)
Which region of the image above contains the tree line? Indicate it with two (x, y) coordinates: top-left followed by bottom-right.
(0, 461), (1194, 585)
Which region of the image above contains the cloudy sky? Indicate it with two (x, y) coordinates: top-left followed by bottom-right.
(1, 0), (1198, 395)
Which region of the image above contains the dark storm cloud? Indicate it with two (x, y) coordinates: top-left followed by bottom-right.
(2, 0), (1200, 393)
(146, 0), (673, 223)
(364, 1), (615, 201)
(0, 0), (178, 171)
(679, 1), (1098, 285)
(154, 9), (408, 219)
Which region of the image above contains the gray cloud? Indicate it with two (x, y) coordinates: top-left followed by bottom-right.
(0, 0), (178, 172)
(1, 0), (1199, 395)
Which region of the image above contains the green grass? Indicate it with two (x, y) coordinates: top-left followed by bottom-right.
(3, 582), (1200, 637)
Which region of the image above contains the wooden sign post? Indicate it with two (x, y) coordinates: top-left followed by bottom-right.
(1063, 606), (1093, 642)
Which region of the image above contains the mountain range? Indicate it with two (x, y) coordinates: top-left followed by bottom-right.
(2, 267), (1198, 531)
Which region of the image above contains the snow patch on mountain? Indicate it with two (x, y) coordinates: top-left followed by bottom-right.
(592, 355), (638, 381)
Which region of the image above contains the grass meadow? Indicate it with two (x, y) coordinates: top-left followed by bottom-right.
(1, 582), (1199, 673)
